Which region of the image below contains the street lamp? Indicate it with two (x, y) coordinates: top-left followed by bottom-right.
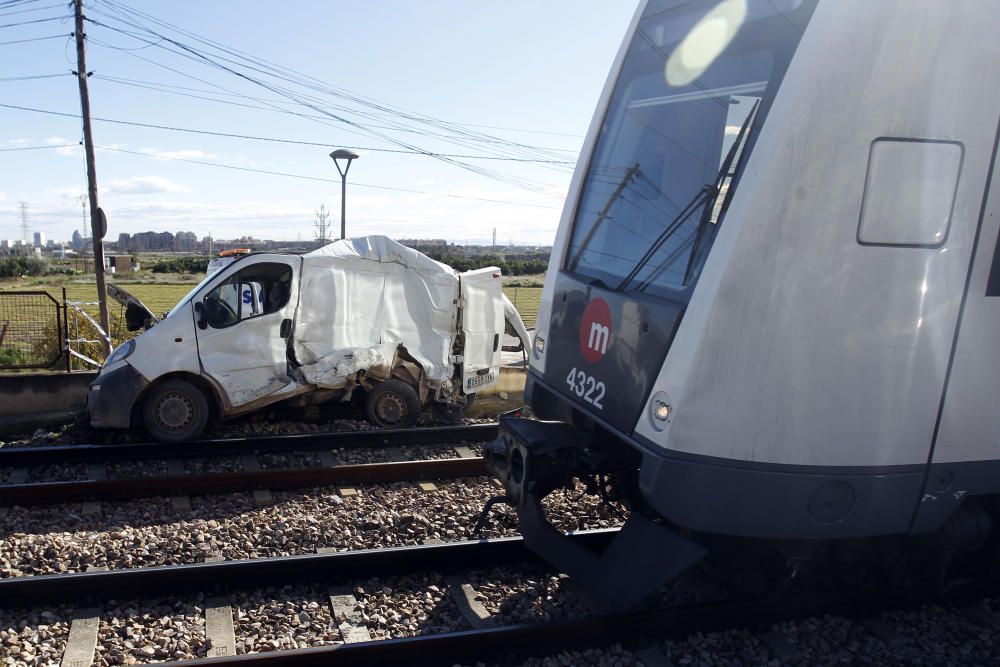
(329, 149), (360, 239)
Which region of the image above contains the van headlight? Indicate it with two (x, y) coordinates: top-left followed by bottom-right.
(105, 339), (136, 366)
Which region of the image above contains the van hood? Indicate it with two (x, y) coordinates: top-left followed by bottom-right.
(107, 283), (158, 331)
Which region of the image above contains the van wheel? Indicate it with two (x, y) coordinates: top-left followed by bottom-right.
(143, 379), (209, 442)
(366, 379), (421, 429)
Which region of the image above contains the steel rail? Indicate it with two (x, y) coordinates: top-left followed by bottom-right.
(0, 423), (496, 467)
(0, 530), (618, 607)
(178, 577), (1000, 666)
(0, 457), (487, 506)
(5, 526), (1000, 665)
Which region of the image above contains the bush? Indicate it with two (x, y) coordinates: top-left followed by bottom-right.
(0, 256), (49, 277)
(150, 256), (211, 274)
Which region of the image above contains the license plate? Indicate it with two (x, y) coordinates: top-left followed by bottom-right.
(467, 373), (495, 389)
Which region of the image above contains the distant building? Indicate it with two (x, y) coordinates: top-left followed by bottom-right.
(32, 232), (45, 248)
(71, 230), (83, 251)
(175, 231), (198, 251)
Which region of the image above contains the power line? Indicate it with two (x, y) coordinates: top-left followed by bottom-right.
(0, 14), (69, 28)
(84, 6), (574, 168)
(0, 102), (576, 164)
(0, 2), (64, 18)
(90, 73), (577, 163)
(85, 20), (560, 193)
(82, 17), (577, 173)
(0, 33), (67, 46)
(0, 143), (76, 152)
(0, 73), (68, 81)
(91, 74), (579, 151)
(95, 144), (562, 210)
(96, 1), (574, 151)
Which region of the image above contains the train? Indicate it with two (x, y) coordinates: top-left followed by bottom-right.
(484, 0), (1000, 610)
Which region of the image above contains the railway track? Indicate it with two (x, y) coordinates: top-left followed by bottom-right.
(0, 423), (497, 467)
(0, 457), (487, 506)
(3, 530), (999, 665)
(0, 424), (495, 507)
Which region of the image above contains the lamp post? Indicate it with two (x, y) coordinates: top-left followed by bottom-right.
(329, 149), (359, 239)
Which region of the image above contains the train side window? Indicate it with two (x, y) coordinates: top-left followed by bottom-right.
(857, 138), (964, 248)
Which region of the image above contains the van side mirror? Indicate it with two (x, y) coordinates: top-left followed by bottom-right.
(194, 301), (208, 330)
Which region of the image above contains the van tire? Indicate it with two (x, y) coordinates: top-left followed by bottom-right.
(143, 379), (210, 442)
(366, 379), (421, 429)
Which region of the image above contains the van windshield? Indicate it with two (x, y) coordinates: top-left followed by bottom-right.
(564, 0), (815, 299)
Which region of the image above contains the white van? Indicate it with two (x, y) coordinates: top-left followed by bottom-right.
(90, 236), (530, 441)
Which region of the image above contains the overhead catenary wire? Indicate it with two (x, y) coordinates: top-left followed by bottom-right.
(89, 73), (578, 168)
(90, 73), (578, 155)
(0, 143), (77, 152)
(95, 0), (575, 153)
(83, 16), (562, 194)
(95, 144), (562, 210)
(0, 33), (68, 46)
(0, 14), (70, 28)
(86, 28), (572, 179)
(80, 16), (579, 178)
(0, 102), (576, 164)
(83, 4), (577, 168)
(0, 2), (65, 18)
(0, 72), (69, 81)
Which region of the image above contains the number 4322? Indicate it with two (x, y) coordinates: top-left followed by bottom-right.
(566, 367), (605, 409)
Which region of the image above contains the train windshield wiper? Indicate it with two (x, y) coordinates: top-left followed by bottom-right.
(618, 99), (760, 293)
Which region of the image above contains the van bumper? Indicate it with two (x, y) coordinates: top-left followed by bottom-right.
(88, 363), (147, 429)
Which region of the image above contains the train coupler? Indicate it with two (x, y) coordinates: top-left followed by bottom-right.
(483, 414), (706, 612)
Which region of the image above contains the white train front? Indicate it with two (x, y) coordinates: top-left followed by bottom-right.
(484, 0), (1000, 609)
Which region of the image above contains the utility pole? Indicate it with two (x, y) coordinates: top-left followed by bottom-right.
(73, 0), (111, 355)
(19, 202), (29, 244)
(492, 227), (496, 250)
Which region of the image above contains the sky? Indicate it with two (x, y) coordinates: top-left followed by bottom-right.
(0, 0), (638, 246)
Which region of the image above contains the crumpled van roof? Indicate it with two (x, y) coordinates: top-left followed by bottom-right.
(306, 235), (455, 277)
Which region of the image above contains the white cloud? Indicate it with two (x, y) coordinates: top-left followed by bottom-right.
(7, 138), (30, 146)
(140, 148), (218, 160)
(104, 176), (191, 195)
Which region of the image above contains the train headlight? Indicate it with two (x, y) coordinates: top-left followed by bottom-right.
(649, 391), (672, 431)
(533, 333), (545, 359)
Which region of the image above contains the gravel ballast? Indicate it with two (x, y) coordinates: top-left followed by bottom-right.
(96, 597), (208, 665)
(352, 574), (465, 639)
(0, 478), (622, 578)
(0, 606), (73, 666)
(231, 585), (339, 654)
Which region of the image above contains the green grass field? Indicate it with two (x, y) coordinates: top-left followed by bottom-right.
(0, 278), (541, 354)
(15, 283), (543, 328)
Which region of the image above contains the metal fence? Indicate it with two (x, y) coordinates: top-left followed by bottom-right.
(0, 291), (63, 370)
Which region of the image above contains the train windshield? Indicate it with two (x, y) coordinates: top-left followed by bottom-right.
(565, 0), (815, 299)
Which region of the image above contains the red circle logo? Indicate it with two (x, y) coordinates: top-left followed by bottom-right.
(579, 298), (613, 363)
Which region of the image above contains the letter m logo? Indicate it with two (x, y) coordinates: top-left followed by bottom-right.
(587, 322), (609, 354)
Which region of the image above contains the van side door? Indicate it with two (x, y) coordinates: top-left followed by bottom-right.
(194, 256), (301, 408)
